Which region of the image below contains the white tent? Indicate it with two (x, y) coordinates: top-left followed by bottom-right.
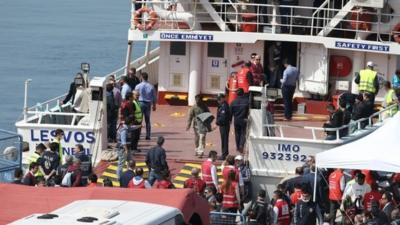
(316, 112), (400, 173)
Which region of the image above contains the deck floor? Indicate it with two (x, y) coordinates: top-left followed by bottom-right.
(95, 104), (328, 185)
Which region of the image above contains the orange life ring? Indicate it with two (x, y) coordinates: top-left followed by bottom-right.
(133, 7), (158, 31)
(393, 23), (400, 43)
(350, 9), (372, 31)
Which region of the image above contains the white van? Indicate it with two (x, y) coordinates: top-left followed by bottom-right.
(10, 200), (186, 225)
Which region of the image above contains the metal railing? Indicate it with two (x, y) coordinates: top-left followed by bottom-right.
(0, 129), (22, 183)
(18, 47), (160, 124)
(210, 211), (246, 225)
(262, 103), (399, 142)
(133, 1), (400, 42)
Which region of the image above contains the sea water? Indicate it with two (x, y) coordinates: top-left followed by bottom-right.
(0, 0), (148, 131)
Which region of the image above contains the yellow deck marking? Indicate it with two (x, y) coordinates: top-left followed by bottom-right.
(170, 112), (185, 118)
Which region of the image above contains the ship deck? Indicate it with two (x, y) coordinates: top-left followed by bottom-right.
(95, 104), (328, 187)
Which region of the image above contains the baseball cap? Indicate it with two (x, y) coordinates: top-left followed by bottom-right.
(235, 155), (243, 161)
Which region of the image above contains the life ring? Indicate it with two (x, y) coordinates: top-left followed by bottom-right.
(350, 8), (372, 31)
(133, 7), (158, 31)
(392, 23), (400, 43)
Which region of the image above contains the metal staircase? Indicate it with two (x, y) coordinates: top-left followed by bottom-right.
(312, 0), (354, 36)
(196, 0), (231, 31)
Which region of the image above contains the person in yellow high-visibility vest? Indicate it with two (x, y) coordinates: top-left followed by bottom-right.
(27, 143), (46, 177)
(355, 61), (380, 104)
(382, 81), (398, 117)
(131, 90), (143, 152)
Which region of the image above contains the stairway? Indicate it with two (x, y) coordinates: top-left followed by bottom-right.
(196, 0), (231, 31)
(313, 0), (354, 36)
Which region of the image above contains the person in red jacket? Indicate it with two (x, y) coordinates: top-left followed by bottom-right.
(236, 62), (254, 95)
(363, 183), (381, 212)
(201, 151), (219, 189)
(220, 170), (241, 224)
(87, 174), (98, 187)
(273, 190), (291, 225)
(328, 168), (345, 224)
(153, 170), (174, 189)
(250, 54), (265, 86)
(128, 168), (152, 189)
(184, 168), (206, 196)
(290, 183), (303, 206)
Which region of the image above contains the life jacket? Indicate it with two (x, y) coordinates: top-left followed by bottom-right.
(237, 67), (251, 93)
(329, 169), (344, 201)
(227, 75), (238, 105)
(275, 199), (291, 225)
(128, 178), (146, 189)
(363, 191), (382, 211)
(221, 181), (239, 209)
(201, 159), (214, 186)
(132, 100), (143, 124)
(155, 180), (173, 189)
(384, 89), (398, 116)
(184, 177), (205, 194)
(359, 69), (377, 93)
(222, 165), (239, 182)
(28, 152), (43, 177)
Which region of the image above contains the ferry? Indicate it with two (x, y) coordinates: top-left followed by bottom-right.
(3, 0), (400, 214)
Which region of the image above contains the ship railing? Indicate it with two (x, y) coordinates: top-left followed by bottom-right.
(133, 1), (400, 42)
(19, 47), (160, 123)
(0, 129), (22, 183)
(23, 108), (89, 126)
(262, 103), (398, 142)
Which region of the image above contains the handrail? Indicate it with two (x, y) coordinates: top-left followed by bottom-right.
(262, 103), (398, 141)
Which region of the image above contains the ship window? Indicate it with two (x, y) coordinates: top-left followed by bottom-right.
(208, 43), (224, 58)
(170, 42), (186, 56)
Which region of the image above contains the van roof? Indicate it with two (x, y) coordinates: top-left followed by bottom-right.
(0, 184), (210, 225)
(11, 200), (182, 225)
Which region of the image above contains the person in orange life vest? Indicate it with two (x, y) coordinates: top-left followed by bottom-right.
(222, 155), (243, 188)
(273, 190), (291, 225)
(220, 170), (241, 214)
(250, 54), (265, 86)
(201, 150), (219, 189)
(86, 174), (98, 187)
(153, 170), (174, 189)
(184, 168), (206, 196)
(128, 167), (151, 189)
(290, 183), (303, 207)
(226, 72), (238, 105)
(237, 61), (254, 94)
(363, 183), (381, 212)
(328, 168), (345, 225)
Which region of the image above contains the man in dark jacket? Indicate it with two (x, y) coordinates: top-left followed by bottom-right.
(323, 103), (343, 140)
(216, 93), (231, 160)
(146, 136), (169, 185)
(119, 160), (136, 188)
(294, 186), (322, 225)
(230, 88), (249, 153)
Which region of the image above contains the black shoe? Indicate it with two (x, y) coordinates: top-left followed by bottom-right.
(145, 137), (151, 140)
(218, 156), (226, 161)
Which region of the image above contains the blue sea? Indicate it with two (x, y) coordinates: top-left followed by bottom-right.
(0, 0), (147, 131)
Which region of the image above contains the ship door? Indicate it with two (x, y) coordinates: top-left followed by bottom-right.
(202, 43), (228, 94)
(298, 43), (328, 95)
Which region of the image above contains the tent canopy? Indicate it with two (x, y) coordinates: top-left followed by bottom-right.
(316, 113), (400, 173)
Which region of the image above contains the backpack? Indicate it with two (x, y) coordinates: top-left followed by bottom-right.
(61, 171), (73, 187)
